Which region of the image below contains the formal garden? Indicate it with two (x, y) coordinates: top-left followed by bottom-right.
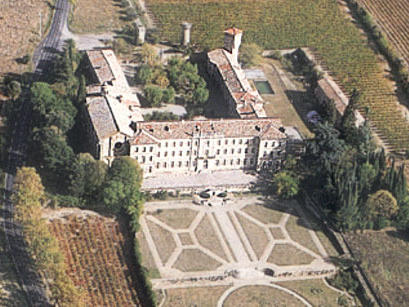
(138, 195), (356, 306)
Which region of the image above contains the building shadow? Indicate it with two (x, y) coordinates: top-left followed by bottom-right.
(284, 89), (317, 131)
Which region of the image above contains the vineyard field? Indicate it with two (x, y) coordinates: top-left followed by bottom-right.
(146, 0), (409, 151)
(48, 212), (141, 306)
(358, 0), (409, 68)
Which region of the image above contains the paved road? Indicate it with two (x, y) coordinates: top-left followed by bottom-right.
(1, 0), (70, 305)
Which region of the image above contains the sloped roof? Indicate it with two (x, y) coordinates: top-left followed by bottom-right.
(131, 118), (286, 144)
(208, 48), (265, 118)
(224, 28), (243, 35)
(86, 96), (117, 140)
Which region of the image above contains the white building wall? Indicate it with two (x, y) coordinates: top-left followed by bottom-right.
(130, 135), (285, 177)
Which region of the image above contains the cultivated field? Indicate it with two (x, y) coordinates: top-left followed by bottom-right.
(358, 0), (409, 68)
(145, 0), (409, 151)
(0, 0), (50, 77)
(47, 210), (141, 306)
(344, 229), (409, 306)
(139, 195), (351, 305)
(69, 0), (129, 34)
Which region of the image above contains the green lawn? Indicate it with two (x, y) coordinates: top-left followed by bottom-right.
(146, 0), (409, 151)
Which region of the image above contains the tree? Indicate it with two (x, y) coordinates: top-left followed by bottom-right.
(335, 178), (361, 230)
(31, 127), (75, 175)
(340, 89), (360, 142)
(6, 80), (21, 101)
(366, 189), (398, 220)
(271, 171), (300, 199)
(358, 162), (377, 196)
(139, 43), (158, 66)
(144, 85), (163, 107)
(155, 74), (170, 88)
(136, 64), (153, 84)
(321, 98), (337, 125)
(239, 43), (263, 68)
(30, 82), (77, 133)
(12, 167), (81, 306)
(193, 86), (209, 105)
(76, 74), (87, 105)
(13, 167), (44, 224)
(307, 122), (346, 174)
(102, 157), (143, 213)
(144, 111), (178, 121)
(68, 153), (108, 202)
(101, 180), (127, 213)
(162, 87), (175, 104)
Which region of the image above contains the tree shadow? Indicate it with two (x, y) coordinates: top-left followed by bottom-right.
(46, 1), (55, 10)
(117, 212), (148, 304)
(386, 229), (409, 243)
(14, 56), (30, 65)
(284, 89), (317, 131)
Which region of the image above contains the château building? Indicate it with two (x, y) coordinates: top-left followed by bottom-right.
(207, 28), (266, 118)
(131, 118), (287, 175)
(83, 29), (303, 177)
(83, 49), (143, 162)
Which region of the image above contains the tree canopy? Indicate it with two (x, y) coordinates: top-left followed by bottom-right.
(271, 171), (300, 199)
(102, 157), (144, 213)
(12, 167), (81, 306)
(366, 189), (398, 220)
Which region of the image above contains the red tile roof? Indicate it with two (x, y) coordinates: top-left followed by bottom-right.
(208, 48), (265, 118)
(131, 118), (286, 144)
(224, 28), (243, 35)
(86, 50), (115, 84)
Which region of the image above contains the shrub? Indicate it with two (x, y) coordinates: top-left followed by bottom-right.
(144, 85), (163, 107)
(239, 43), (263, 68)
(120, 0), (129, 8)
(199, 191), (210, 199)
(271, 171), (300, 199)
(366, 189), (398, 221)
(153, 190), (168, 200)
(136, 64), (153, 84)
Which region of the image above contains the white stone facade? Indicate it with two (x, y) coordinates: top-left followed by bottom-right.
(130, 119), (287, 176)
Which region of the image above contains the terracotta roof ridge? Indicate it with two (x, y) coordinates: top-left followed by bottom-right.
(104, 96), (120, 134)
(101, 50), (116, 84)
(140, 128), (160, 141)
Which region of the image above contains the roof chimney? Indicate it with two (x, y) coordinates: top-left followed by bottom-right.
(224, 27), (243, 65)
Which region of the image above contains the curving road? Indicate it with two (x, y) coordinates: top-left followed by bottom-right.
(1, 0), (70, 305)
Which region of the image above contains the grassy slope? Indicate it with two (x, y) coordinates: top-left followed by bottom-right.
(69, 0), (128, 34)
(344, 230), (409, 306)
(0, 229), (28, 306)
(0, 0), (50, 77)
(146, 0), (409, 150)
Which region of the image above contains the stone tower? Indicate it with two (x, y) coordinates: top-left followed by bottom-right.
(223, 27), (243, 64)
(134, 20), (146, 44)
(181, 22), (192, 46)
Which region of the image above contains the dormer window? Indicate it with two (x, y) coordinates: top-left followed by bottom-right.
(164, 126), (170, 132)
(255, 125), (261, 131)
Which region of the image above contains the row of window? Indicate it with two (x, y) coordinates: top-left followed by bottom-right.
(137, 147), (259, 159)
(144, 158), (257, 170)
(134, 138), (276, 153)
